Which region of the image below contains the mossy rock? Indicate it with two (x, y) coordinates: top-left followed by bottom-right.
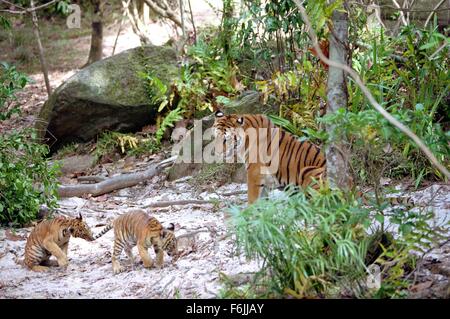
(36, 45), (178, 152)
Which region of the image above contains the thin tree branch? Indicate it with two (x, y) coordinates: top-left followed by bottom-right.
(292, 0), (450, 180)
(348, 1), (450, 13)
(143, 0), (182, 27)
(0, 0), (57, 14)
(187, 0), (197, 44)
(424, 0), (446, 27)
(112, 0), (131, 56)
(30, 0), (51, 97)
(392, 0), (408, 26)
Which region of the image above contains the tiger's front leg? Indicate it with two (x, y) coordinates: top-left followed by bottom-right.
(137, 242), (154, 269)
(247, 164), (263, 204)
(112, 239), (124, 274)
(42, 239), (68, 268)
(152, 238), (164, 269)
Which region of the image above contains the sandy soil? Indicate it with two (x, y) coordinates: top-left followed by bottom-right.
(0, 175), (262, 299)
(0, 170), (448, 299)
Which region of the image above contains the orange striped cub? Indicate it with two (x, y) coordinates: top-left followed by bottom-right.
(23, 214), (94, 271)
(93, 209), (177, 274)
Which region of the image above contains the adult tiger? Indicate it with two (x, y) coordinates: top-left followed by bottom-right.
(213, 110), (326, 204)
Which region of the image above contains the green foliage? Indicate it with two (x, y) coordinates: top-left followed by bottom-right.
(0, 130), (59, 226)
(235, 0), (337, 71)
(348, 24), (449, 183)
(0, 62), (29, 120)
(140, 28), (242, 146)
(256, 63), (325, 133)
(9, 0), (72, 16)
(229, 184), (449, 298)
(315, 107), (449, 187)
(155, 107), (184, 144)
(139, 70), (170, 112)
(0, 62), (56, 226)
(0, 15), (11, 29)
(175, 34), (240, 116)
(229, 186), (371, 298)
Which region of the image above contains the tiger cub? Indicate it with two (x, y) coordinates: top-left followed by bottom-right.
(23, 214), (94, 272)
(213, 111), (326, 204)
(93, 209), (177, 274)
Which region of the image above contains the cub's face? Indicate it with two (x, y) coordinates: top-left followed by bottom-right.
(70, 214), (94, 241)
(213, 111), (245, 160)
(162, 223), (177, 257)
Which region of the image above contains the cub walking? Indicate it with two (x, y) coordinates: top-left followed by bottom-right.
(94, 209), (177, 274)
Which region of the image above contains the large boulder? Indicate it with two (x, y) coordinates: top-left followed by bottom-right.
(37, 45), (178, 152)
(167, 90), (279, 182)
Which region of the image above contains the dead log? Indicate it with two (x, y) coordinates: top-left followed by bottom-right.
(142, 199), (214, 208)
(57, 157), (175, 198)
(77, 175), (107, 183)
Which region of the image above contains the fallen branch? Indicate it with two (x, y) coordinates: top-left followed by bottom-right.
(77, 175), (107, 183)
(221, 190), (247, 197)
(177, 229), (210, 239)
(57, 156), (175, 198)
(292, 0), (450, 180)
(142, 199), (215, 208)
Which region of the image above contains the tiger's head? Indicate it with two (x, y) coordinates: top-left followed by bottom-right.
(68, 214), (95, 241)
(161, 223), (177, 257)
(213, 110), (246, 160)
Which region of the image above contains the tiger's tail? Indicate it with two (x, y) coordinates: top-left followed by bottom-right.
(94, 223), (114, 240)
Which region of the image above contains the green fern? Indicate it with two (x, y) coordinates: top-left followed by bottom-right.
(156, 107), (184, 144)
(267, 114), (300, 136)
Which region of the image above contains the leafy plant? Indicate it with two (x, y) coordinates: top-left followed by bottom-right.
(0, 130), (59, 226)
(94, 131), (159, 162)
(229, 186), (372, 298)
(155, 107), (184, 144)
(0, 62), (29, 120)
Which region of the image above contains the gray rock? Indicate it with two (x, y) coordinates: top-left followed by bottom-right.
(37, 45), (178, 152)
(52, 154), (96, 175)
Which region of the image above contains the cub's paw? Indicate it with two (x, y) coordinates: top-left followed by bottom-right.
(113, 265), (124, 274)
(31, 265), (50, 272)
(142, 261), (154, 269)
(58, 258), (69, 268)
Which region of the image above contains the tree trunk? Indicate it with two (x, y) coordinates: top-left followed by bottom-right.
(325, 4), (352, 190)
(85, 0), (103, 67)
